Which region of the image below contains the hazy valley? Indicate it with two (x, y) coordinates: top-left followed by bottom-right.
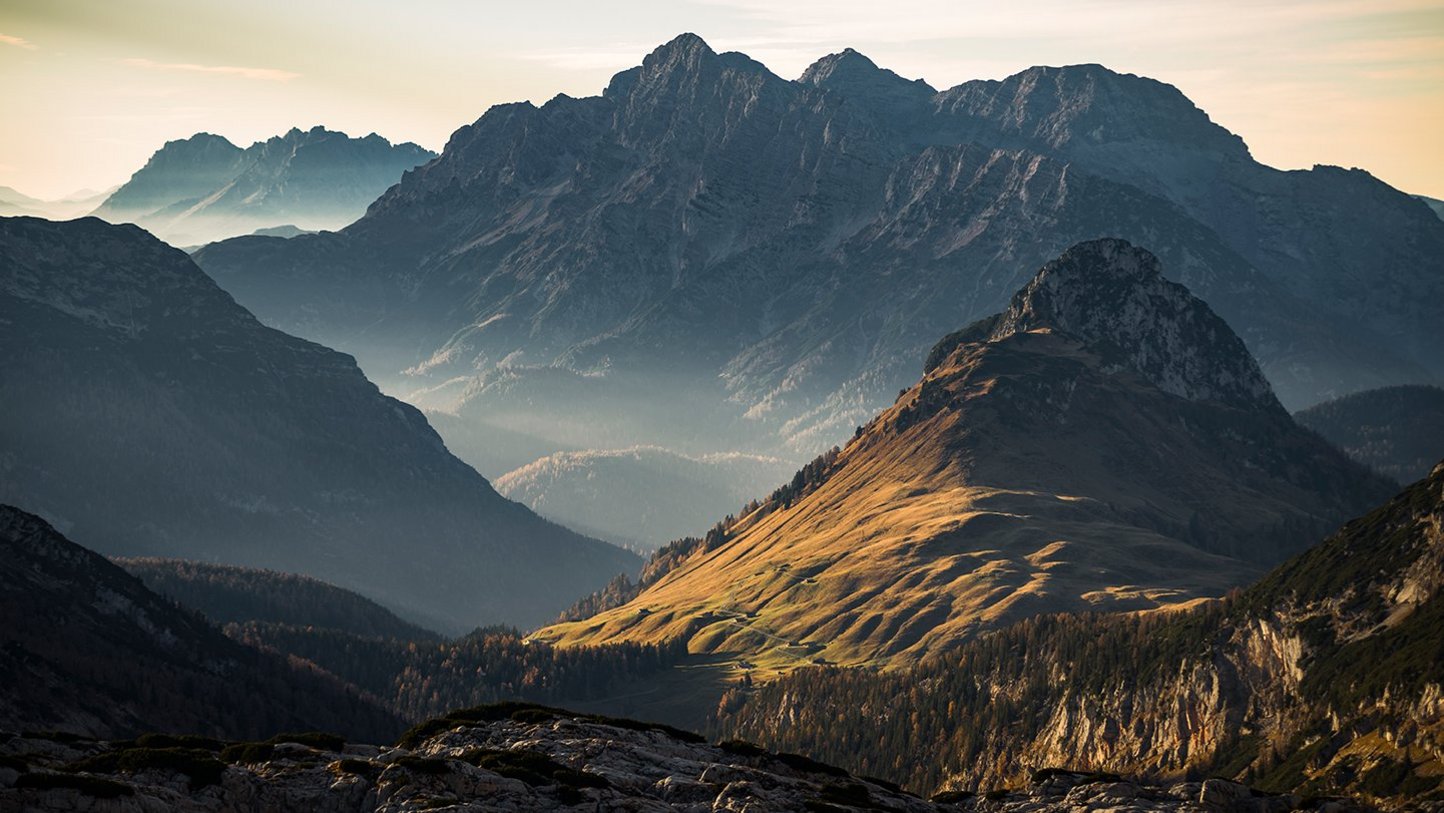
(89, 127), (435, 246)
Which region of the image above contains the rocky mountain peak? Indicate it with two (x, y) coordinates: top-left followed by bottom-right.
(639, 32), (717, 75)
(800, 47), (935, 108)
(158, 131), (239, 155)
(114, 132), (242, 182)
(939, 64), (1251, 158)
(985, 238), (1282, 412)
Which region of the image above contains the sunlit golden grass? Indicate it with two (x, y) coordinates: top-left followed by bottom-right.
(537, 333), (1274, 674)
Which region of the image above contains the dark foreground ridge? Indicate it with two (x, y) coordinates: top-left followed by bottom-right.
(0, 703), (1371, 812)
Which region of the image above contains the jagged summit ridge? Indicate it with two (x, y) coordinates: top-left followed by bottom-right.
(800, 47), (936, 98)
(194, 32), (1444, 466)
(986, 238), (1281, 412)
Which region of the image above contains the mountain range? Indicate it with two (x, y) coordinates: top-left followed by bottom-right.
(0, 185), (115, 220)
(535, 240), (1393, 673)
(5, 30), (1442, 813)
(91, 127), (435, 245)
(192, 34), (1444, 490)
(0, 216), (636, 632)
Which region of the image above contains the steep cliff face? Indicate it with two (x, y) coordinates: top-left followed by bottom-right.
(193, 35), (1443, 476)
(534, 241), (1391, 673)
(716, 461), (1444, 805)
(978, 240), (1279, 412)
(0, 216), (637, 632)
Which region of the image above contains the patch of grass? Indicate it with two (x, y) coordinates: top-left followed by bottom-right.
(776, 751), (849, 778)
(396, 702), (559, 748)
(16, 772), (134, 797)
(267, 732), (345, 751)
(66, 747), (225, 790)
(817, 781), (878, 807)
(220, 742), (275, 764)
(392, 755), (452, 775)
(578, 712), (707, 744)
(1030, 767), (1124, 785)
(397, 701), (707, 750)
(510, 708), (561, 724)
(134, 733), (225, 751)
(1207, 734), (1261, 780)
(859, 774), (906, 794)
(21, 730), (90, 744)
(333, 758), (379, 778)
(1252, 731), (1330, 793)
(717, 739), (770, 758)
(1356, 757), (1440, 798)
(461, 747), (608, 790)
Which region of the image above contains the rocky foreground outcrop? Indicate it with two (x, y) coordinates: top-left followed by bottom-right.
(0, 706), (1375, 812)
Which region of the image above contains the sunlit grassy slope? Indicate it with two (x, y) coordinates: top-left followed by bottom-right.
(537, 329), (1373, 674)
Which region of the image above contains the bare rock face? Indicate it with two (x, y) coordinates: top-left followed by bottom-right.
(0, 708), (1351, 812)
(985, 239), (1280, 413)
(193, 33), (1444, 469)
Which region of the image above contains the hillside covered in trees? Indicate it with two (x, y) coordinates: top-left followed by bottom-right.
(118, 558), (440, 641)
(713, 462), (1444, 806)
(1295, 384), (1444, 484)
(230, 623), (688, 724)
(0, 505), (400, 743)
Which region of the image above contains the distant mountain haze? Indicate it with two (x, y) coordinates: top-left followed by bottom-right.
(0, 216), (637, 633)
(92, 126), (435, 245)
(0, 184), (116, 220)
(495, 447), (796, 551)
(534, 240), (1394, 672)
(1295, 384), (1444, 485)
(193, 35), (1444, 480)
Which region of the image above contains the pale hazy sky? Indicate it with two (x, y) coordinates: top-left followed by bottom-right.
(2, 0), (1441, 199)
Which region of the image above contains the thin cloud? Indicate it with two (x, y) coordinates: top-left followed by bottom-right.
(0, 33), (38, 50)
(121, 57), (299, 82)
